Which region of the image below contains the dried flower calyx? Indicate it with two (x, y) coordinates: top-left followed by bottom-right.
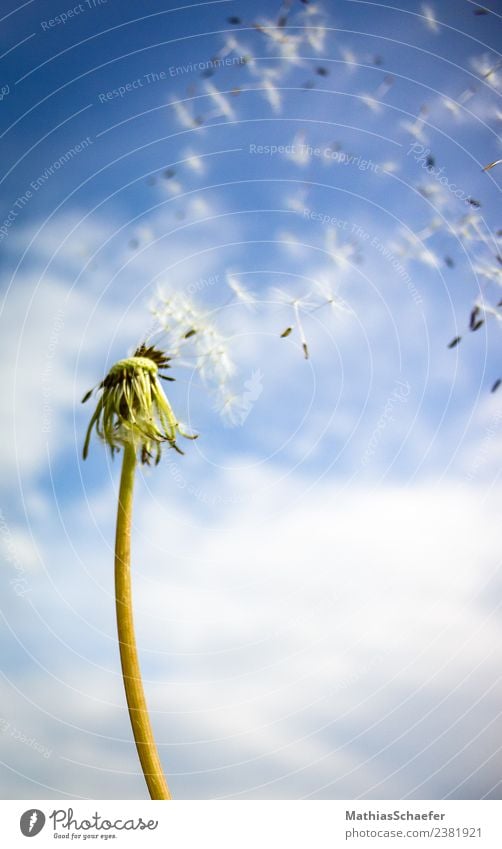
(82, 344), (197, 464)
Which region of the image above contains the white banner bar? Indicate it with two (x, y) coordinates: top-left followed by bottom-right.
(2, 799), (501, 848)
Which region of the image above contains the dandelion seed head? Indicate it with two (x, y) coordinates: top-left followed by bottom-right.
(82, 345), (196, 463)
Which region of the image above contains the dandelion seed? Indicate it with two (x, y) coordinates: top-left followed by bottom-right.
(204, 81), (235, 120)
(152, 291), (235, 392)
(422, 4), (439, 33)
(314, 276), (353, 316)
(458, 87), (477, 105)
(491, 378), (501, 392)
(478, 302), (502, 323)
(340, 48), (358, 70)
(183, 150), (205, 173)
(262, 77), (282, 112)
(274, 289), (314, 359)
(171, 98), (200, 129)
(483, 159), (502, 171)
(470, 305), (481, 329)
(304, 24), (326, 51)
(360, 93), (381, 113)
(226, 272), (257, 309)
(448, 336), (461, 348)
(285, 132), (310, 167)
(374, 75), (394, 101)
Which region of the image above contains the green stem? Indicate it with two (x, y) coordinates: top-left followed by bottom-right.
(115, 442), (171, 800)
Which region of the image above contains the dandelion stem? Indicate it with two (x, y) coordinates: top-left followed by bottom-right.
(115, 442), (171, 800)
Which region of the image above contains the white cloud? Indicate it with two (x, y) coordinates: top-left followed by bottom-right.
(2, 467), (501, 799)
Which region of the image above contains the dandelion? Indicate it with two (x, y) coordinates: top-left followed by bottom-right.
(82, 344), (197, 800)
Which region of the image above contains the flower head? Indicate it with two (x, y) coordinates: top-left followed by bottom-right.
(82, 344), (196, 464)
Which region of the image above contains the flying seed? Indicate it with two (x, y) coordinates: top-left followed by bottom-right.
(470, 305), (480, 329)
(482, 159), (502, 172)
(448, 336), (461, 348)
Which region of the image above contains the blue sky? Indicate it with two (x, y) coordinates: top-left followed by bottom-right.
(1, 0), (502, 800)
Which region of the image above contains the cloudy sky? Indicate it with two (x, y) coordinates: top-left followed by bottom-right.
(1, 0), (502, 800)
